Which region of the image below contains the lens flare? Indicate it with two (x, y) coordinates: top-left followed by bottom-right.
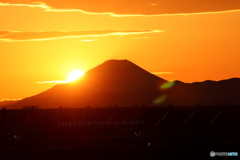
(153, 95), (167, 104)
(160, 81), (175, 89)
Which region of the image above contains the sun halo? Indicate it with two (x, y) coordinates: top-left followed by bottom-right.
(66, 70), (85, 82)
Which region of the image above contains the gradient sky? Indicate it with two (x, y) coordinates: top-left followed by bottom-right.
(1, 0), (240, 101)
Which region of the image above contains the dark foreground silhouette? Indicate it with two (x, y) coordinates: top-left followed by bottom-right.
(0, 105), (240, 159)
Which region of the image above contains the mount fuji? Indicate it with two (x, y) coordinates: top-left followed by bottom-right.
(5, 59), (240, 109)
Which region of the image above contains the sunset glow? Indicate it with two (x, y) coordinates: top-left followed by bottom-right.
(1, 2), (240, 158)
(0, 0), (240, 101)
(66, 70), (85, 82)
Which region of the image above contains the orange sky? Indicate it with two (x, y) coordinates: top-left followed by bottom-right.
(1, 0), (240, 101)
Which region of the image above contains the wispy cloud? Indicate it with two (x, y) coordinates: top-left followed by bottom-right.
(0, 98), (22, 102)
(132, 37), (156, 40)
(0, 0), (240, 16)
(0, 30), (163, 42)
(37, 80), (67, 84)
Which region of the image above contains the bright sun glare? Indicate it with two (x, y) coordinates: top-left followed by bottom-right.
(67, 70), (85, 82)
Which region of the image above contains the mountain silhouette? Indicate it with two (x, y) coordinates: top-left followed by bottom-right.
(168, 78), (240, 106)
(0, 100), (18, 107)
(10, 60), (167, 109)
(7, 60), (240, 109)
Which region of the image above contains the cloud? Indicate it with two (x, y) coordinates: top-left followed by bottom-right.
(0, 30), (163, 42)
(37, 80), (67, 84)
(132, 37), (156, 40)
(0, 0), (240, 16)
(0, 98), (22, 102)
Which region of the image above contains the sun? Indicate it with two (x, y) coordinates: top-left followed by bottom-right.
(66, 70), (85, 82)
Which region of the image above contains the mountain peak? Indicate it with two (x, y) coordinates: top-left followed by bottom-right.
(104, 59), (130, 62)
(12, 59), (168, 108)
(84, 59), (167, 91)
(8, 59), (240, 109)
(88, 59), (144, 73)
(103, 59), (135, 65)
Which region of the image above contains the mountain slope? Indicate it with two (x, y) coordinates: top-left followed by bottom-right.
(11, 60), (167, 109)
(7, 60), (240, 109)
(0, 100), (19, 107)
(167, 78), (240, 106)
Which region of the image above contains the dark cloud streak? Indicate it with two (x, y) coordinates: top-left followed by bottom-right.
(1, 0), (240, 15)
